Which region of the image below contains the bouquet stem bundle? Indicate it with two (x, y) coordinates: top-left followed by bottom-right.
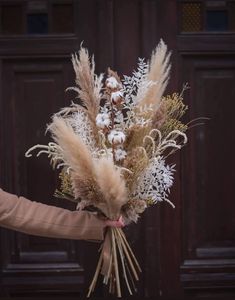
(87, 228), (141, 298)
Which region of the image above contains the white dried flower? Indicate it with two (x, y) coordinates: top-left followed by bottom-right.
(114, 110), (124, 124)
(115, 148), (127, 161)
(68, 110), (96, 152)
(111, 91), (123, 104)
(96, 113), (111, 129)
(133, 157), (175, 207)
(123, 199), (147, 224)
(106, 76), (120, 89)
(96, 148), (113, 159)
(122, 58), (150, 106)
(108, 130), (126, 144)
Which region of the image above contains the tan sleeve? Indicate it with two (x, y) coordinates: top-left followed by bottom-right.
(0, 189), (105, 241)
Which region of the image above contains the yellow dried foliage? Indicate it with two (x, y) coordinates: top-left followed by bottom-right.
(157, 93), (188, 137)
(123, 147), (149, 193)
(161, 118), (188, 137)
(54, 170), (75, 202)
(162, 93), (188, 120)
(59, 170), (73, 195)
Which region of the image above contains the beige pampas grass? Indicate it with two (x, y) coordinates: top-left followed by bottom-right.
(49, 117), (127, 219)
(152, 101), (166, 129)
(48, 116), (94, 180)
(67, 47), (103, 137)
(93, 157), (128, 220)
(138, 39), (171, 109)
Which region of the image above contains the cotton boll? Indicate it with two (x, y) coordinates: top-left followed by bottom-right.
(96, 113), (111, 129)
(115, 148), (127, 161)
(108, 130), (126, 145)
(111, 91), (124, 104)
(114, 110), (124, 124)
(106, 76), (120, 89)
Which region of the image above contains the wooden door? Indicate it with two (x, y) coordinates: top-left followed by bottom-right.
(0, 0), (235, 298)
(178, 1), (235, 298)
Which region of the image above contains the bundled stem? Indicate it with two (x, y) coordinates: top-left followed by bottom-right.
(87, 228), (141, 298)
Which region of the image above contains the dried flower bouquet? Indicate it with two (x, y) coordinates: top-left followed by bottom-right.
(26, 40), (188, 297)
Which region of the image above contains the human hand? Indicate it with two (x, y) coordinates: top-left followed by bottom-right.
(105, 215), (125, 228)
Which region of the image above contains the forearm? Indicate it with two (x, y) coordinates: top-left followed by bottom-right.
(0, 189), (105, 240)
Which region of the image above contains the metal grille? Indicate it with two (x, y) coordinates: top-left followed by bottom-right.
(181, 2), (203, 32)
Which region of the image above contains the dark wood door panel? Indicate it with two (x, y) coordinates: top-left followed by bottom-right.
(1, 58), (74, 199)
(180, 53), (235, 295)
(0, 57), (87, 296)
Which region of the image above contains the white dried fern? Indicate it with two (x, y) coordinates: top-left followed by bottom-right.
(67, 109), (97, 153)
(122, 58), (151, 107)
(133, 156), (175, 208)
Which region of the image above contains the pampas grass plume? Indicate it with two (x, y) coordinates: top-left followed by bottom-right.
(94, 157), (128, 220)
(138, 39), (171, 109)
(48, 116), (94, 180)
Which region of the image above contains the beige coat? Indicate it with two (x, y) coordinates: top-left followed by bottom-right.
(0, 189), (105, 240)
